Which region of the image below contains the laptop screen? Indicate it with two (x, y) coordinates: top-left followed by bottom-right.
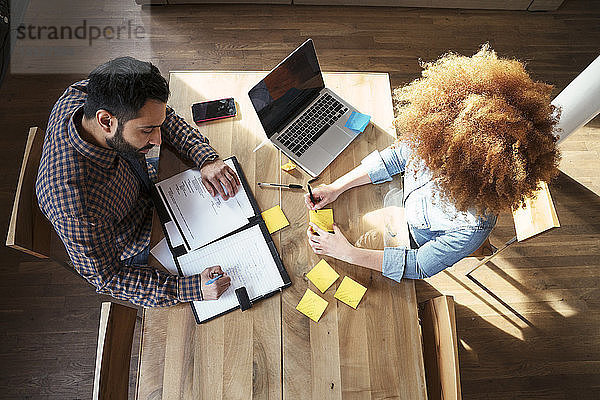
(248, 39), (325, 138)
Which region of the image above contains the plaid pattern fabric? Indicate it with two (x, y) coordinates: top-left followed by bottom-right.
(36, 80), (217, 307)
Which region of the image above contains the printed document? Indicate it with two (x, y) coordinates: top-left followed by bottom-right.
(156, 159), (254, 250)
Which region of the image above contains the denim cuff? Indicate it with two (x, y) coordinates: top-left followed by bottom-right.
(177, 275), (203, 302)
(382, 247), (407, 282)
(361, 150), (393, 184)
(399, 250), (419, 280)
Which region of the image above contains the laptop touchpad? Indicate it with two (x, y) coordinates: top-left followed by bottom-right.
(315, 128), (352, 156)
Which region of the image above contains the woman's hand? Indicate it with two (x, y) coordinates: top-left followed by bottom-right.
(304, 184), (341, 210)
(306, 222), (355, 262)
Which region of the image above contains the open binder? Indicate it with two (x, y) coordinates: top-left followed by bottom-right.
(151, 156), (291, 324)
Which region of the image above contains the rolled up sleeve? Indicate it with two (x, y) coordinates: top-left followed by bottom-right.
(177, 275), (203, 302)
(382, 227), (492, 281)
(361, 145), (408, 184)
(381, 246), (412, 282)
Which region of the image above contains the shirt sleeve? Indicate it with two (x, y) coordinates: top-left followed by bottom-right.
(54, 216), (204, 307)
(360, 144), (410, 184)
(381, 227), (493, 281)
(161, 105), (219, 168)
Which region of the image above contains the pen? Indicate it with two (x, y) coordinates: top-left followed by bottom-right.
(307, 182), (317, 210)
(307, 177), (320, 212)
(257, 182), (303, 189)
(205, 273), (224, 285)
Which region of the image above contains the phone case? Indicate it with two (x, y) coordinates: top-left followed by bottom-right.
(192, 98), (236, 123)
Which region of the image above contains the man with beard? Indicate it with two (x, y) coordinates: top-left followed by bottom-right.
(36, 57), (235, 307)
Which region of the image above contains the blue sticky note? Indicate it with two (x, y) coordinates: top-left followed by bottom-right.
(344, 111), (371, 134)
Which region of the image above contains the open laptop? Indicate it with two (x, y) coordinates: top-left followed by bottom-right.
(248, 39), (360, 177)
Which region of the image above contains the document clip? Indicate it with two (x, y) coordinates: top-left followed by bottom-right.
(236, 287), (252, 311)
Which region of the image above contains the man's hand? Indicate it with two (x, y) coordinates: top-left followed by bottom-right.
(306, 222), (355, 262)
(200, 159), (240, 200)
(200, 266), (231, 300)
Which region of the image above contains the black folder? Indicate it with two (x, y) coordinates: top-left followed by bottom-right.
(152, 156), (291, 324)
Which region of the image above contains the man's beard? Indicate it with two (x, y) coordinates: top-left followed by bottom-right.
(106, 123), (154, 157)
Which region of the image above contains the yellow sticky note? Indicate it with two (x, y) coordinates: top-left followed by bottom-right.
(306, 259), (339, 293)
(334, 276), (367, 309)
(281, 161), (296, 172)
(261, 205), (289, 234)
(309, 209), (334, 233)
(296, 288), (328, 322)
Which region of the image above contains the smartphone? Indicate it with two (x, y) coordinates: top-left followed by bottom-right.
(191, 98), (236, 124)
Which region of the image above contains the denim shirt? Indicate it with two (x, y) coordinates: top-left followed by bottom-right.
(361, 144), (497, 281)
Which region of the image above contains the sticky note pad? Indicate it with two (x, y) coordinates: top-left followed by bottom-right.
(306, 259), (339, 293)
(281, 161), (296, 172)
(344, 111), (371, 133)
(334, 276), (367, 309)
(309, 209), (334, 233)
(296, 289), (328, 322)
(261, 205), (289, 234)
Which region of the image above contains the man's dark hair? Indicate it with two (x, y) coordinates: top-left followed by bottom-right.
(83, 57), (169, 123)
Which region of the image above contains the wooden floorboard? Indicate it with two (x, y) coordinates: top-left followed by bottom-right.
(0, 0), (599, 398)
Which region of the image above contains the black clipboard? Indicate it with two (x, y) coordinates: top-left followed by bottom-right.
(151, 156), (291, 324)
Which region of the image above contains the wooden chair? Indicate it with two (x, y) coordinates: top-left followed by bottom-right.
(6, 127), (71, 267)
(468, 237), (495, 258)
(93, 302), (138, 400)
(466, 181), (560, 277)
(419, 295), (462, 400)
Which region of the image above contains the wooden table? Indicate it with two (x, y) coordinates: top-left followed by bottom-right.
(137, 71), (427, 400)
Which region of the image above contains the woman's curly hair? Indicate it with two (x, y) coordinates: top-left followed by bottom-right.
(393, 44), (561, 215)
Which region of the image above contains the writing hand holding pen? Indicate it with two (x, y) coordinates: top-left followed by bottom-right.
(200, 266), (231, 300)
(304, 183), (341, 211)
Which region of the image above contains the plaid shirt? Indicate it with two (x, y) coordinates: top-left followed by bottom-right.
(36, 80), (218, 307)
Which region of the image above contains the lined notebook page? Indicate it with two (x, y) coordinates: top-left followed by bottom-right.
(177, 224), (284, 322)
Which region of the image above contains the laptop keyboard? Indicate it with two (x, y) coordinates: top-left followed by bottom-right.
(277, 93), (348, 157)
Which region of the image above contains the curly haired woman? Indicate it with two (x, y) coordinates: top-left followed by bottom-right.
(305, 45), (561, 281)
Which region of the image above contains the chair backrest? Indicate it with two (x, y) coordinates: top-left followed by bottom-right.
(93, 302), (138, 400)
(6, 127), (69, 264)
(512, 181), (560, 242)
(420, 295), (462, 400)
(468, 237), (494, 258)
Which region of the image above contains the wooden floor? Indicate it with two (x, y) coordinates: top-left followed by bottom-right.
(0, 1), (599, 399)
